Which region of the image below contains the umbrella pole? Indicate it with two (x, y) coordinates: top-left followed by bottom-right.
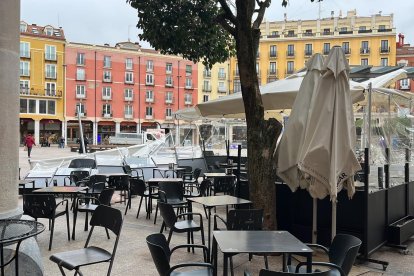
(331, 200), (337, 242)
(312, 198), (317, 243)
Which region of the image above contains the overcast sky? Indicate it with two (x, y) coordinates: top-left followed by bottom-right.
(21, 0), (414, 48)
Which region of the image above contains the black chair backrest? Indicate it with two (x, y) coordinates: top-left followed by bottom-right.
(98, 188), (115, 206)
(259, 269), (333, 276)
(158, 202), (177, 229)
(70, 170), (90, 183)
(89, 205), (123, 236)
(329, 234), (362, 275)
(23, 194), (56, 219)
(69, 158), (97, 169)
(214, 176), (235, 194)
(158, 181), (184, 202)
(108, 175), (129, 191)
(146, 233), (172, 276)
(193, 168), (202, 179)
(227, 209), (263, 230)
(123, 165), (132, 175)
(199, 179), (211, 197)
(89, 174), (107, 186)
(129, 178), (146, 196)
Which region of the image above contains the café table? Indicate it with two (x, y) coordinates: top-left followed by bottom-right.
(34, 186), (88, 240)
(187, 195), (251, 260)
(0, 219), (45, 276)
(212, 230), (313, 276)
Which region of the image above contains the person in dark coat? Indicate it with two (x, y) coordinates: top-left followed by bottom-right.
(77, 136), (89, 154)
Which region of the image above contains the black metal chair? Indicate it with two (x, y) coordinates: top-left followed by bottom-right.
(107, 174), (129, 204)
(154, 181), (188, 225)
(184, 179), (210, 218)
(287, 234), (361, 276)
(64, 170), (90, 187)
(123, 164), (145, 181)
(214, 209), (265, 276)
(244, 268), (345, 276)
(23, 193), (70, 251)
(146, 233), (213, 276)
(50, 205), (123, 276)
(68, 158), (97, 169)
(211, 176), (235, 195)
(183, 168), (202, 189)
(72, 188), (115, 239)
(124, 178), (149, 217)
(158, 201), (205, 251)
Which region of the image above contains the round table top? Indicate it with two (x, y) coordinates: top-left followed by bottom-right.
(0, 219), (45, 245)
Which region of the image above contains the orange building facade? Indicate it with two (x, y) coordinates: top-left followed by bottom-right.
(65, 42), (198, 144)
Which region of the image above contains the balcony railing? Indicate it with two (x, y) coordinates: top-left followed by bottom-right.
(304, 50), (313, 56)
(75, 112), (86, 117)
(124, 96), (133, 101)
(267, 34), (280, 38)
(339, 31), (353, 35)
(218, 73), (226, 79)
(102, 95), (112, 100)
(45, 72), (57, 79)
(145, 114), (153, 119)
(103, 77), (112, 83)
(45, 89), (56, 96)
(165, 98), (173, 104)
(202, 86), (212, 92)
(267, 69), (277, 76)
(45, 53), (57, 61)
(185, 85), (193, 90)
(358, 29), (372, 34)
(124, 114), (133, 119)
(303, 32), (315, 37)
(102, 113), (112, 118)
(76, 93), (86, 99)
(322, 31), (334, 36)
(184, 100), (192, 105)
(378, 28), (392, 32)
(285, 69), (295, 75)
(145, 97), (154, 103)
(20, 51), (30, 58)
(343, 48), (351, 55)
(20, 87), (30, 95)
(286, 33), (297, 37)
(323, 50), (330, 55)
(203, 71), (211, 78)
(380, 47), (390, 53)
(76, 74), (86, 81)
(360, 48), (370, 54)
(286, 51), (295, 57)
(165, 115), (173, 120)
(269, 52), (277, 58)
(218, 87), (227, 93)
(165, 80), (174, 87)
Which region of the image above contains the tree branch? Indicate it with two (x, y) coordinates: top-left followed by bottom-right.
(253, 0), (271, 29)
(217, 0), (237, 25)
(216, 14), (236, 36)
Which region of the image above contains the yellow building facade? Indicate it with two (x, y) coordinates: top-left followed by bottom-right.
(19, 22), (66, 145)
(230, 10), (396, 93)
(198, 61), (231, 103)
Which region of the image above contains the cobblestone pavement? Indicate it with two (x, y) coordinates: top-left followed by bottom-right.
(16, 145), (414, 275)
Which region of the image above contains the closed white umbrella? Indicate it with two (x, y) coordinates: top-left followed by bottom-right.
(298, 47), (362, 241)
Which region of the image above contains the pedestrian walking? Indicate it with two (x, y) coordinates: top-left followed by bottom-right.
(24, 133), (36, 158)
(59, 136), (65, 148)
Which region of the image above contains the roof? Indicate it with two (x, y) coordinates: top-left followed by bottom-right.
(20, 21), (65, 40)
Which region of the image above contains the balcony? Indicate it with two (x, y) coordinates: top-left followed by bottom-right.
(76, 74), (86, 81)
(203, 71), (211, 78)
(185, 70), (192, 76)
(45, 89), (56, 97)
(267, 34), (280, 38)
(322, 31), (334, 36)
(20, 70), (30, 77)
(124, 114), (133, 119)
(124, 96), (133, 101)
(378, 28), (393, 32)
(102, 95), (112, 101)
(303, 32), (315, 37)
(267, 69), (277, 76)
(339, 31), (353, 35)
(75, 112), (86, 117)
(202, 85), (212, 93)
(285, 69), (295, 76)
(380, 47), (390, 54)
(145, 114), (153, 119)
(343, 48), (351, 55)
(45, 53), (57, 61)
(145, 81), (154, 86)
(165, 98), (173, 104)
(218, 87), (227, 93)
(166, 69), (172, 74)
(102, 113), (112, 118)
(20, 51), (30, 58)
(76, 93), (86, 99)
(185, 100), (192, 105)
(103, 77), (112, 83)
(45, 73), (57, 79)
(218, 73), (226, 79)
(323, 50), (330, 55)
(286, 33), (297, 37)
(400, 84), (410, 90)
(358, 29), (372, 34)
(165, 80), (174, 87)
(145, 97), (154, 103)
(185, 85), (193, 90)
(269, 52), (277, 58)
(304, 50), (313, 56)
(360, 48), (370, 54)
(286, 51), (295, 57)
(165, 115), (173, 120)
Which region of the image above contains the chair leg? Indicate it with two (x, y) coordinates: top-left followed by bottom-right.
(167, 228), (173, 244)
(264, 255), (269, 269)
(66, 212), (70, 241)
(125, 195), (131, 215)
(153, 203), (158, 224)
(201, 226), (205, 246)
(105, 227), (110, 239)
(57, 264), (67, 276)
(136, 196), (144, 219)
(159, 221), (165, 233)
(84, 212), (89, 231)
(49, 218), (55, 251)
(203, 206), (208, 219)
(230, 257), (234, 276)
(72, 208), (78, 240)
(190, 231), (195, 253)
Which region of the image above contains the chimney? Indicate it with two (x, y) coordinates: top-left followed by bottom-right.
(398, 33), (405, 47)
(331, 11), (334, 19)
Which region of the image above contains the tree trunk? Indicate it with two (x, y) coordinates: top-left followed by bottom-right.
(235, 0), (283, 229)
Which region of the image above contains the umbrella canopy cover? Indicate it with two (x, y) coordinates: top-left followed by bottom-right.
(277, 53), (324, 191)
(298, 47), (361, 200)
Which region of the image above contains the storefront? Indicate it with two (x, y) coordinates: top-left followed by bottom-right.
(98, 121), (115, 145)
(120, 121), (137, 133)
(66, 120), (93, 144)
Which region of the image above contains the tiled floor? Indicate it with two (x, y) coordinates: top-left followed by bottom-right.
(14, 145), (414, 275)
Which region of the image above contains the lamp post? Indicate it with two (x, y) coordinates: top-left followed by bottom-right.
(138, 56), (141, 133)
(176, 60), (181, 145)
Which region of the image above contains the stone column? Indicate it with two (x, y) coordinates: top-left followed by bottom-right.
(0, 0), (20, 218)
(115, 121), (121, 134)
(34, 120), (40, 145)
(93, 121), (97, 144)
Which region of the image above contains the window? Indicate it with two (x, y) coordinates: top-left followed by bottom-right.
(125, 105), (133, 117)
(76, 85), (86, 98)
(185, 78), (192, 89)
(20, 22), (27, 32)
(125, 72), (134, 83)
(39, 100), (47, 114)
(166, 63), (172, 74)
(361, 58), (369, 66)
(45, 64), (56, 79)
(76, 68), (85, 80)
(28, 99), (36, 113)
(359, 26), (366, 31)
(75, 103), (85, 115)
(77, 53), (85, 65)
(204, 67), (211, 78)
(166, 108), (172, 118)
(45, 45), (56, 60)
(184, 93), (192, 104)
(146, 90), (154, 102)
(20, 80), (30, 94)
(342, 42), (350, 54)
(146, 60), (153, 72)
(146, 74), (154, 85)
(323, 43), (330, 55)
(323, 28), (331, 34)
(203, 80), (211, 92)
(165, 91), (173, 103)
(304, 29), (313, 36)
(102, 104), (112, 116)
(379, 25), (386, 31)
(125, 58), (133, 70)
(340, 27), (347, 32)
(186, 65), (192, 75)
(305, 44), (312, 56)
(203, 95), (209, 102)
(20, 99), (27, 113)
(361, 41), (369, 54)
(38, 100), (56, 115)
(20, 42), (30, 58)
(103, 56), (111, 68)
(20, 61), (30, 76)
(256, 63), (260, 75)
(235, 63), (239, 76)
(287, 61), (294, 74)
(103, 71), (112, 82)
(102, 87), (112, 100)
(287, 45), (294, 56)
(269, 62), (277, 74)
(218, 68), (226, 79)
(381, 58), (388, 66)
(218, 81), (226, 92)
(381, 40), (389, 52)
(124, 88), (133, 101)
(234, 80), (241, 93)
(44, 27), (53, 36)
(400, 79), (410, 89)
(146, 106), (153, 117)
(165, 75), (173, 86)
(45, 82), (56, 96)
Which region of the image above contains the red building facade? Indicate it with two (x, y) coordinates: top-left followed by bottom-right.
(396, 34), (414, 92)
(65, 42), (198, 144)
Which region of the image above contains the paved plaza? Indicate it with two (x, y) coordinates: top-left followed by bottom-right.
(14, 146), (414, 275)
